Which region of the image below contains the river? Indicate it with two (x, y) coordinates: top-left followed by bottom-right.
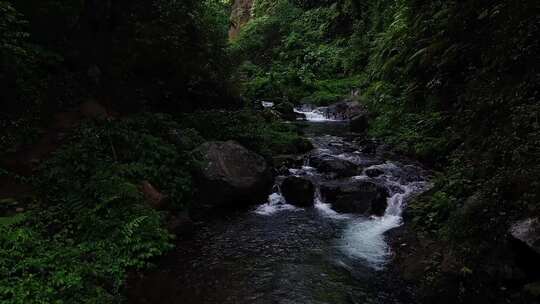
(128, 107), (431, 304)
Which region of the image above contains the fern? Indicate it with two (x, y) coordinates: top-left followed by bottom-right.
(122, 216), (149, 244)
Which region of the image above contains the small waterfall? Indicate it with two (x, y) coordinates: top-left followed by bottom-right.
(254, 114), (431, 270)
(314, 185), (351, 220)
(339, 164), (431, 269)
(254, 183), (299, 216)
(294, 106), (340, 122)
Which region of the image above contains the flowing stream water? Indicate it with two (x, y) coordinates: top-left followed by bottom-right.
(129, 107), (431, 304)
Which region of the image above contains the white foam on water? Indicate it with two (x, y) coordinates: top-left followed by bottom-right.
(254, 127), (432, 271)
(261, 101), (275, 108)
(339, 216), (397, 270)
(338, 180), (430, 269)
(254, 193), (300, 216)
(288, 166), (316, 176)
(351, 175), (370, 181)
(314, 187), (351, 220)
(294, 107), (341, 122)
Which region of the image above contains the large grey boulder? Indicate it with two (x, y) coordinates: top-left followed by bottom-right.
(321, 179), (389, 216)
(310, 155), (359, 177)
(193, 141), (272, 208)
(318, 101), (370, 131)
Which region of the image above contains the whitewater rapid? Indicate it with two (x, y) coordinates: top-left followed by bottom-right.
(255, 106), (431, 269)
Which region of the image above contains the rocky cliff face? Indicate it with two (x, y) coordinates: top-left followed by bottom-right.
(229, 0), (254, 40)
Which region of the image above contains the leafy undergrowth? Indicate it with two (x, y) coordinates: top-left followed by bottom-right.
(0, 114), (192, 303)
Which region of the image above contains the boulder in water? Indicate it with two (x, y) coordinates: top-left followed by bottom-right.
(192, 141), (272, 209)
(325, 101), (365, 120)
(274, 101), (296, 120)
(321, 179), (389, 216)
(350, 113), (369, 133)
(281, 176), (315, 207)
(353, 138), (380, 154)
(364, 168), (385, 178)
(272, 154), (304, 169)
(310, 155), (359, 177)
(292, 137), (314, 154)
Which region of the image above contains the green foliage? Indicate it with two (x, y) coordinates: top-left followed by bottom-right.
(0, 1), (313, 303)
(1, 0), (236, 143)
(0, 114), (202, 303)
(0, 214), (172, 304)
(40, 114), (195, 210)
(0, 213), (26, 228)
(230, 0), (363, 103)
(302, 76), (364, 105)
(234, 2), (540, 295)
(179, 110), (309, 157)
(0, 1), (28, 58)
(361, 0), (539, 266)
(0, 1), (45, 156)
(0, 2), (38, 116)
(110, 0), (234, 110)
(0, 116), (41, 157)
(0, 109), (309, 302)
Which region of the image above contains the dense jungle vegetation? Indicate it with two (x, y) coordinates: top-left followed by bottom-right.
(1, 0), (539, 303)
(0, 1), (305, 302)
(231, 0), (539, 301)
